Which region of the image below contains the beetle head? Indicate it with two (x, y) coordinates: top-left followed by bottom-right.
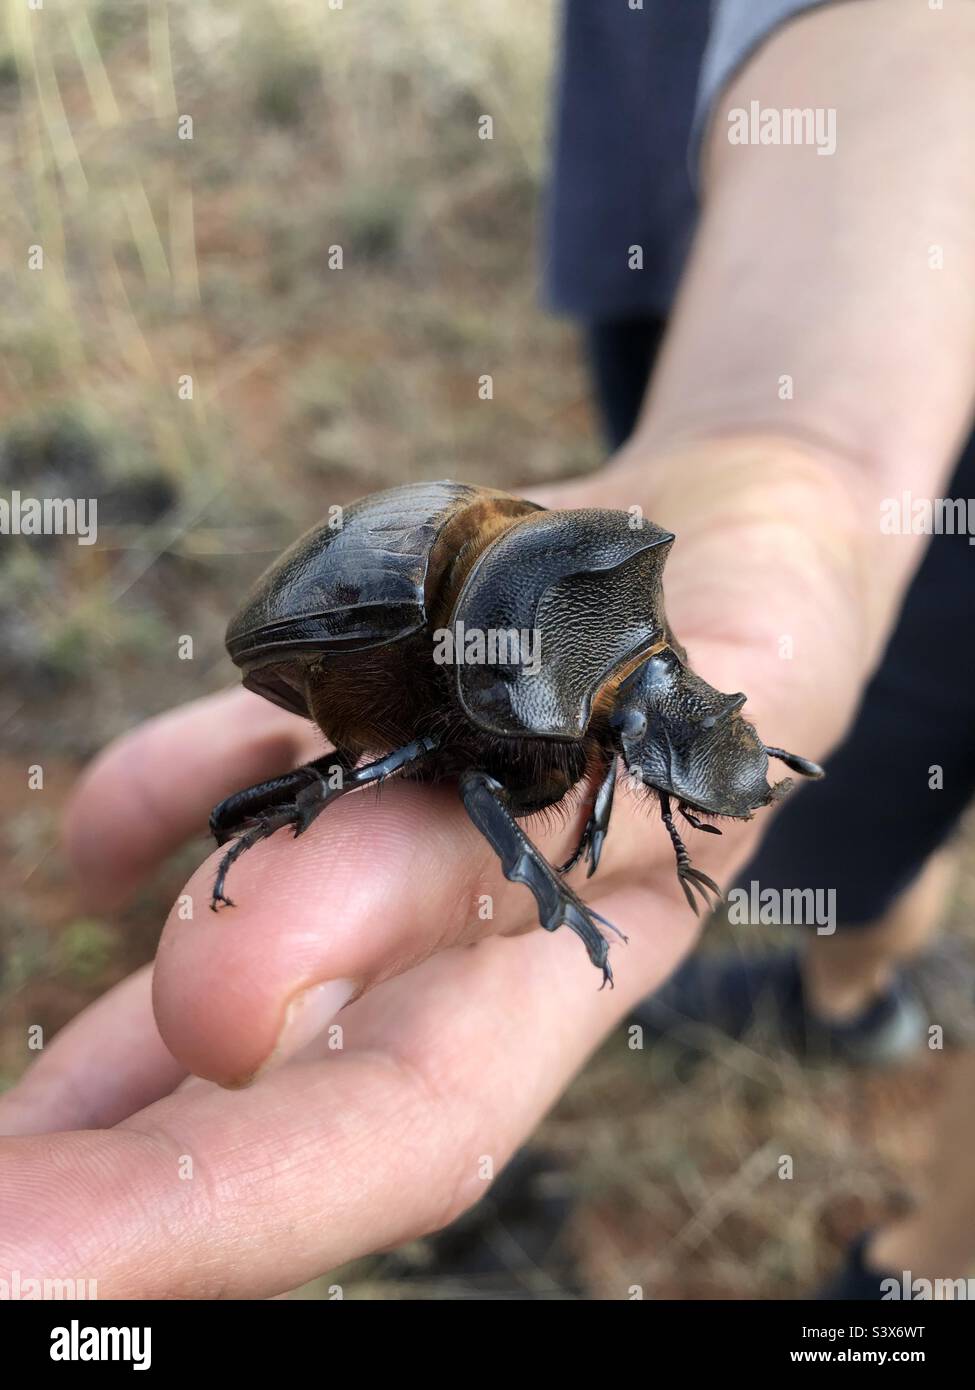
(609, 647), (822, 818)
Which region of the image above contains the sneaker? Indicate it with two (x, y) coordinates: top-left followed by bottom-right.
(632, 948), (928, 1065)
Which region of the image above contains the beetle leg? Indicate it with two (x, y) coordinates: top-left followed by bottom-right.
(459, 770), (625, 988)
(210, 736), (439, 909)
(660, 792), (723, 916)
(557, 755), (617, 879)
(290, 735), (439, 837)
(209, 749), (357, 846)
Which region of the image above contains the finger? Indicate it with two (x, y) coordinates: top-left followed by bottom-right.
(152, 763), (678, 1085)
(0, 967), (186, 1136)
(0, 886), (692, 1300)
(62, 687), (321, 911)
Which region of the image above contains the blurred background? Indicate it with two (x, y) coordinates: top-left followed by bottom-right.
(1, 0), (974, 1299)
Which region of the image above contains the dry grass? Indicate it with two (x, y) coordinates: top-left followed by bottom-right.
(1, 0), (973, 1300)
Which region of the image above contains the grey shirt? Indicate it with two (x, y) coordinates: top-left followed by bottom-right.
(545, 0), (838, 318)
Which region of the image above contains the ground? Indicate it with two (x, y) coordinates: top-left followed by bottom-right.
(1, 0), (973, 1299)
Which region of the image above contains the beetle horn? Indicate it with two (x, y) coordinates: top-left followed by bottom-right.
(702, 692), (746, 728)
(764, 746), (825, 779)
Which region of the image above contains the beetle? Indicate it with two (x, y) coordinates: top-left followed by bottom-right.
(209, 480), (823, 985)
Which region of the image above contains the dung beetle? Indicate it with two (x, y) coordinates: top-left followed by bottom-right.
(210, 480), (823, 985)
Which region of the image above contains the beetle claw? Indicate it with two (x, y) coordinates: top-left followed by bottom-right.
(677, 863), (722, 915)
(678, 874), (701, 916)
(682, 863), (722, 897)
(661, 793), (723, 917)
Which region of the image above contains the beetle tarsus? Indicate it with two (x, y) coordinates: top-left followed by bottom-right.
(211, 807), (298, 909)
(660, 793), (723, 917)
(676, 863), (723, 917)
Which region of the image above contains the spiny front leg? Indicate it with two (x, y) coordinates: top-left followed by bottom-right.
(209, 750), (357, 847)
(289, 735), (439, 837)
(460, 770), (626, 987)
(660, 792), (722, 916)
(558, 754), (617, 879)
(210, 735), (439, 910)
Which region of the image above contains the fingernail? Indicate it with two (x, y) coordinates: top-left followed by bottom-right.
(257, 979), (357, 1078)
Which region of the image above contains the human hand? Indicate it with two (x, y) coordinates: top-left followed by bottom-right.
(0, 439), (864, 1297)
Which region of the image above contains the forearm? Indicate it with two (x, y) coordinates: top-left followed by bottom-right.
(646, 0), (975, 471)
(601, 0), (975, 739)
